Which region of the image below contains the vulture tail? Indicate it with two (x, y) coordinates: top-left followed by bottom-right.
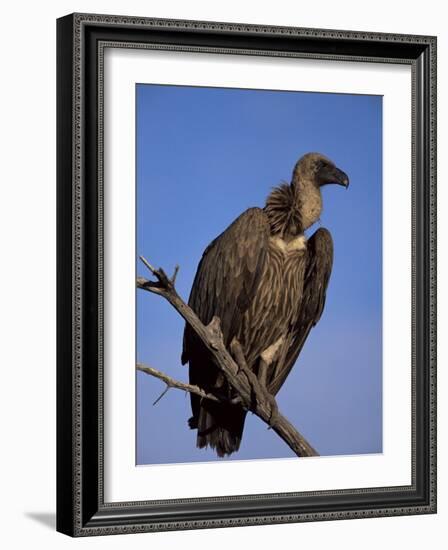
(190, 403), (247, 457)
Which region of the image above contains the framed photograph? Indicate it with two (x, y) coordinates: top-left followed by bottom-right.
(57, 13), (437, 536)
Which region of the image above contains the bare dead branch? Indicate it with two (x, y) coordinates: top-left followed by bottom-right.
(139, 255), (157, 275)
(152, 385), (171, 406)
(137, 364), (220, 403)
(137, 258), (318, 458)
(171, 264), (180, 284)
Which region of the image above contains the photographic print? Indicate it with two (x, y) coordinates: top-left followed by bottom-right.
(136, 84), (382, 465)
(57, 14), (436, 535)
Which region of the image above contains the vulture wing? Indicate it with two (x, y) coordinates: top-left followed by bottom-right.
(268, 227), (334, 395)
(181, 207), (270, 456)
(182, 207), (270, 355)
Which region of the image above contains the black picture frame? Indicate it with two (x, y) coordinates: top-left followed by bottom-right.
(57, 13), (437, 536)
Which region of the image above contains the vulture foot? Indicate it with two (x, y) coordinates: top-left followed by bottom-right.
(259, 336), (284, 387)
(259, 337), (284, 427)
(266, 392), (279, 427)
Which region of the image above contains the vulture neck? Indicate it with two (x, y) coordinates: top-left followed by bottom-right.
(264, 173), (322, 237)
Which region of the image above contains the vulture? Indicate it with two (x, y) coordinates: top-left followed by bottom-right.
(181, 152), (349, 457)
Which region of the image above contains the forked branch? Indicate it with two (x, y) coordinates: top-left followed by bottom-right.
(136, 364), (220, 404)
(137, 256), (318, 458)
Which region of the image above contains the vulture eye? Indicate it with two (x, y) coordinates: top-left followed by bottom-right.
(315, 160), (326, 172)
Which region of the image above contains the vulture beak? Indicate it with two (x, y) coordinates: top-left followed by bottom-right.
(319, 165), (350, 189)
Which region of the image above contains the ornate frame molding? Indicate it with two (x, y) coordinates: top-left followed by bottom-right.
(57, 13), (437, 536)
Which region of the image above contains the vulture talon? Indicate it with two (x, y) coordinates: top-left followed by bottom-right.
(266, 393), (279, 428)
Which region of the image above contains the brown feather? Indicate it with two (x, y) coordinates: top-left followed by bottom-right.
(182, 155), (338, 457)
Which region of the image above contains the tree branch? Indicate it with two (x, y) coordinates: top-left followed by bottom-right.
(137, 256), (318, 458)
(137, 363), (221, 404)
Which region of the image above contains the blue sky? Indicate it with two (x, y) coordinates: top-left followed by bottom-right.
(136, 84), (382, 465)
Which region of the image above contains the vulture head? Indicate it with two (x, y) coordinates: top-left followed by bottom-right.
(293, 152), (349, 189)
(265, 152), (349, 235)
